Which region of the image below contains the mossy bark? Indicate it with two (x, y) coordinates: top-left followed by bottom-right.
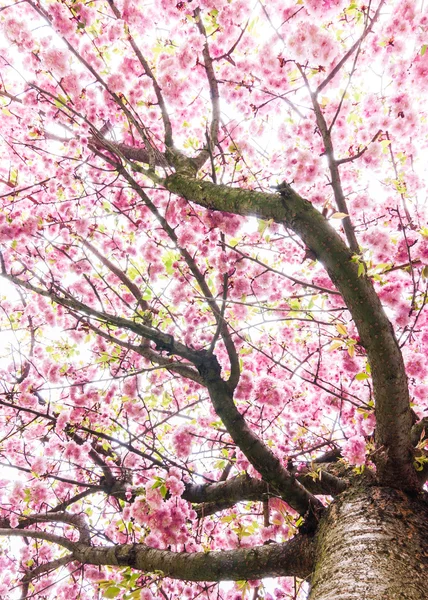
(309, 486), (428, 600)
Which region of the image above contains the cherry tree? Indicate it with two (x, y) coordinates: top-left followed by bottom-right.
(0, 0), (427, 598)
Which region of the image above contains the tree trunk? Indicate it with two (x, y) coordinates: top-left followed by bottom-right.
(309, 486), (428, 600)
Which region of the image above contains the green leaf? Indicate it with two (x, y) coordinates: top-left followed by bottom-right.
(257, 219), (272, 236)
(220, 514), (236, 523)
(124, 591), (143, 599)
(392, 179), (407, 194)
(163, 250), (179, 275)
(421, 44), (427, 56)
(151, 477), (165, 489)
(214, 459), (227, 470)
(355, 372), (369, 381)
(288, 299), (300, 310)
(104, 586), (121, 598)
(336, 323), (347, 336)
(10, 168), (18, 185)
(97, 353), (114, 364)
(247, 16), (259, 33)
(357, 262), (365, 277)
(329, 339), (343, 351)
(413, 455), (428, 471)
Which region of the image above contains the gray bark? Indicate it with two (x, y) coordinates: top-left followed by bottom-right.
(309, 486), (428, 600)
(0, 527), (315, 582)
(71, 534), (315, 581)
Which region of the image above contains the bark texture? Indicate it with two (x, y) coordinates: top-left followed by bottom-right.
(68, 533), (315, 581)
(309, 486), (428, 600)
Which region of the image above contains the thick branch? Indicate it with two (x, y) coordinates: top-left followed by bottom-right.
(0, 529), (313, 581)
(197, 354), (324, 523)
(183, 474), (267, 505)
(185, 468), (347, 505)
(44, 130), (169, 168)
(74, 536), (315, 581)
(184, 474), (269, 517)
(111, 141), (169, 167)
(13, 512), (90, 545)
(184, 470), (347, 517)
(84, 320), (204, 384)
(163, 174), (418, 490)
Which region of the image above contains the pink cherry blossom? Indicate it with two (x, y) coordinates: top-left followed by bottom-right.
(0, 0), (426, 598)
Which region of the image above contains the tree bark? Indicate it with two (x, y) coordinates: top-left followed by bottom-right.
(0, 527), (314, 582)
(70, 534), (315, 581)
(309, 486), (428, 600)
